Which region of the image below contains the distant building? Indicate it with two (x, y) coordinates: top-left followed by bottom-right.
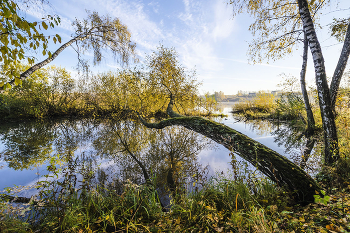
(271, 90), (282, 96)
(248, 92), (256, 97)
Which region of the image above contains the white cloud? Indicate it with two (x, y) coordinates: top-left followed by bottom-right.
(148, 1), (160, 14)
(181, 40), (223, 72)
(178, 0), (193, 23)
(47, 0), (167, 60)
(17, 1), (75, 32)
(212, 1), (235, 41)
(174, 0), (238, 74)
(107, 64), (122, 70)
(202, 56), (300, 70)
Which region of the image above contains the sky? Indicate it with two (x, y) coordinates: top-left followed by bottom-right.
(18, 0), (350, 95)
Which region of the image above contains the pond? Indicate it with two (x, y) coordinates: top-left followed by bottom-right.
(0, 103), (321, 198)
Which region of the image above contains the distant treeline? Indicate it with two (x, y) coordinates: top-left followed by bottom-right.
(206, 90), (282, 102)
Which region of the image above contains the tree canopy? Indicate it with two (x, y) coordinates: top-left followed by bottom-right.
(0, 8), (136, 91)
(228, 0), (329, 63)
(0, 0), (61, 88)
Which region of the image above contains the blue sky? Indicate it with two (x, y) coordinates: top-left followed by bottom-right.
(19, 0), (350, 95)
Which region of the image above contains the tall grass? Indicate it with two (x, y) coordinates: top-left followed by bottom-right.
(0, 156), (289, 232)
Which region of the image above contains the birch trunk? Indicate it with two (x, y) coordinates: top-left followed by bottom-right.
(330, 21), (350, 110)
(0, 34), (90, 91)
(297, 0), (339, 165)
(300, 32), (315, 134)
(20, 34), (90, 80)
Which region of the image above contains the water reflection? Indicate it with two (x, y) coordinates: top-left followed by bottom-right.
(0, 121), (55, 170)
(0, 119), (212, 202)
(0, 107), (322, 198)
(230, 117), (322, 174)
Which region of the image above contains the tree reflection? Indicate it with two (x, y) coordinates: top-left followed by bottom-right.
(93, 119), (212, 200)
(238, 118), (321, 172)
(271, 126), (320, 172)
(0, 119), (99, 170)
(0, 121), (55, 170)
(0, 117), (212, 206)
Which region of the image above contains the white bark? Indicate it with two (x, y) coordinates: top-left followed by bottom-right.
(330, 21), (350, 110)
(300, 32), (315, 133)
(297, 0), (339, 165)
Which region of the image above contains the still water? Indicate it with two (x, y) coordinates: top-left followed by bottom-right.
(0, 103), (320, 197)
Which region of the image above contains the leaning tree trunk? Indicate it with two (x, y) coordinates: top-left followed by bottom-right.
(137, 97), (321, 204)
(300, 32), (315, 135)
(297, 0), (339, 165)
(1, 34), (90, 91)
(330, 21), (350, 111)
(20, 34), (90, 80)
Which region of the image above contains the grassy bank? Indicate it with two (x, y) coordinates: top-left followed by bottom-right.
(1, 169), (350, 232)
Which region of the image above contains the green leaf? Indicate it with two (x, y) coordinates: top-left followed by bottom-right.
(3, 8), (10, 18)
(324, 196), (330, 202)
(281, 210), (293, 214)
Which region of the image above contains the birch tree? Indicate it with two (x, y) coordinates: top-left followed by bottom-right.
(227, 0), (324, 133)
(300, 34), (315, 134)
(1, 11), (136, 90)
(329, 17), (350, 110)
(297, 0), (339, 165)
(0, 0), (61, 88)
(228, 0), (350, 165)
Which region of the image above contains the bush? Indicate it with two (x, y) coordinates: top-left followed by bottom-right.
(275, 92), (305, 120)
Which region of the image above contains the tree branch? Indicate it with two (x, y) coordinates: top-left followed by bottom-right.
(1, 33), (90, 92)
(330, 21), (350, 110)
(138, 96), (321, 203)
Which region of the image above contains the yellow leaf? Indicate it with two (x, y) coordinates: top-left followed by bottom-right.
(56, 34), (61, 43)
(42, 21), (48, 30)
(14, 77), (21, 86)
(4, 83), (11, 90)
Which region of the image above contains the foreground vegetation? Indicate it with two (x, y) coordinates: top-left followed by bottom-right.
(1, 158), (350, 233)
